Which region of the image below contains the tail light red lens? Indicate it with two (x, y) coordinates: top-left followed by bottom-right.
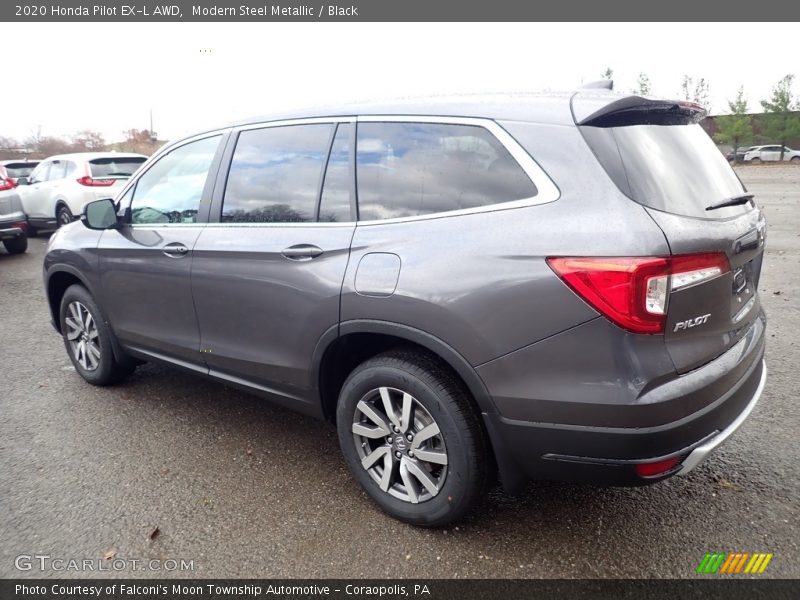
(77, 176), (115, 187)
(547, 253), (730, 334)
(0, 178), (16, 191)
(634, 456), (682, 478)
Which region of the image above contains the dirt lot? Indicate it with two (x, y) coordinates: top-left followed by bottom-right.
(0, 164), (798, 579)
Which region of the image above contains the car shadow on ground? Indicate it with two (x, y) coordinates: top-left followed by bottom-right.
(105, 360), (740, 542)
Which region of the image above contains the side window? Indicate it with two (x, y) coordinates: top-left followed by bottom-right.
(222, 123), (334, 223)
(356, 122), (537, 221)
(130, 135), (220, 225)
(319, 123), (352, 222)
(29, 162), (50, 183)
(48, 161), (67, 181)
(65, 161), (78, 178)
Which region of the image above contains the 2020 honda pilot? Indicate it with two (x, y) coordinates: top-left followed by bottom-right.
(43, 89), (767, 526)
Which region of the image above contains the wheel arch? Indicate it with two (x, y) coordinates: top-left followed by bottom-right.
(46, 267), (93, 333)
(47, 266), (132, 366)
(312, 320), (498, 422)
(54, 198), (73, 220)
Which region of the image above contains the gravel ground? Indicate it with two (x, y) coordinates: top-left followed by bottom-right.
(0, 164), (798, 579)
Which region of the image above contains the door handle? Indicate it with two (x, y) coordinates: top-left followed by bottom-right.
(162, 242), (189, 258)
(281, 244), (323, 260)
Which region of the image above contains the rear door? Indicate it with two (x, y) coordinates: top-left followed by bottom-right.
(761, 146), (781, 162)
(191, 120), (356, 409)
(577, 98), (766, 373)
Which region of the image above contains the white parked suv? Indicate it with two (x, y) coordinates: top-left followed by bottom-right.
(743, 145), (800, 163)
(17, 152), (147, 232)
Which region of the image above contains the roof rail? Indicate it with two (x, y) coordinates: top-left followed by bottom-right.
(581, 80), (614, 90)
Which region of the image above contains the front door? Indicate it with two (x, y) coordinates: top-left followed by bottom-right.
(97, 134), (225, 367)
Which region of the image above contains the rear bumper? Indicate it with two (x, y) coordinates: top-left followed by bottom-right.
(678, 361), (766, 475)
(0, 226), (25, 240)
(481, 315), (767, 490)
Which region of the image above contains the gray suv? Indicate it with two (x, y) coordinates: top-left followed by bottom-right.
(43, 91), (767, 526)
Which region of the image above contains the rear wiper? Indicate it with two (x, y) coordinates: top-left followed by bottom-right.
(705, 193), (754, 211)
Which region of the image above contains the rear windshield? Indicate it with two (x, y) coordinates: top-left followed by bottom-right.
(581, 123), (750, 219)
(89, 157), (146, 178)
(3, 163), (38, 178)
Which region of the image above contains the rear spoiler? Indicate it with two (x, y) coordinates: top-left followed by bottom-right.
(574, 95), (707, 127)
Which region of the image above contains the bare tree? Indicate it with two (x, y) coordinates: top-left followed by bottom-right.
(72, 130), (107, 152)
(634, 73), (652, 96)
(0, 135), (23, 159)
(680, 75), (711, 111)
(24, 135), (72, 158)
(113, 129), (161, 154)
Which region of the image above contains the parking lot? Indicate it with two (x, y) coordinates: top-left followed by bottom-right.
(0, 164), (798, 579)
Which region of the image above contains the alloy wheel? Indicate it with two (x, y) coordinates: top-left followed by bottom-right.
(352, 387), (448, 504)
(65, 301), (101, 371)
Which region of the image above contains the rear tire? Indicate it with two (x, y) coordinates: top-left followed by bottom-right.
(57, 204), (74, 228)
(3, 235), (27, 254)
(336, 350), (488, 527)
(59, 284), (136, 386)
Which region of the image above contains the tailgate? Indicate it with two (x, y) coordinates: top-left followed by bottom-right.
(648, 206), (766, 373)
(575, 92), (767, 373)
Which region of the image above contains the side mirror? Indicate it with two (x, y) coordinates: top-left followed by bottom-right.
(16, 176), (29, 186)
(81, 198), (118, 230)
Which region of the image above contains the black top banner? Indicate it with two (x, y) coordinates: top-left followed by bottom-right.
(2, 0), (800, 21)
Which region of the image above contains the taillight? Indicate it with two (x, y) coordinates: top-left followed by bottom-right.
(77, 176), (115, 187)
(0, 178), (16, 191)
(546, 253), (730, 334)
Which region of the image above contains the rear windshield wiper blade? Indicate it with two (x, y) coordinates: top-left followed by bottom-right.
(705, 193), (754, 211)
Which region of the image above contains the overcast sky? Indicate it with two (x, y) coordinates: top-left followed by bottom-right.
(5, 22), (798, 144)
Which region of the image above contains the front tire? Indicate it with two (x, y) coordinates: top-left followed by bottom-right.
(750, 157), (761, 164)
(57, 204), (74, 228)
(3, 235), (27, 254)
(337, 350), (488, 527)
(59, 284), (135, 385)
(791, 156), (800, 163)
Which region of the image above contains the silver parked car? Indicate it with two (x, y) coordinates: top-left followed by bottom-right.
(0, 161), (35, 254)
(43, 91), (767, 526)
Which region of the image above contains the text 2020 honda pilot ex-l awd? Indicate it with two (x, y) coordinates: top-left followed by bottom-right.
(43, 91), (767, 526)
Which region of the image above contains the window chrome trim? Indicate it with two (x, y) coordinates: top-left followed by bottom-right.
(133, 115), (559, 229)
(234, 116), (357, 134)
(197, 221), (355, 228)
(353, 115), (560, 226)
